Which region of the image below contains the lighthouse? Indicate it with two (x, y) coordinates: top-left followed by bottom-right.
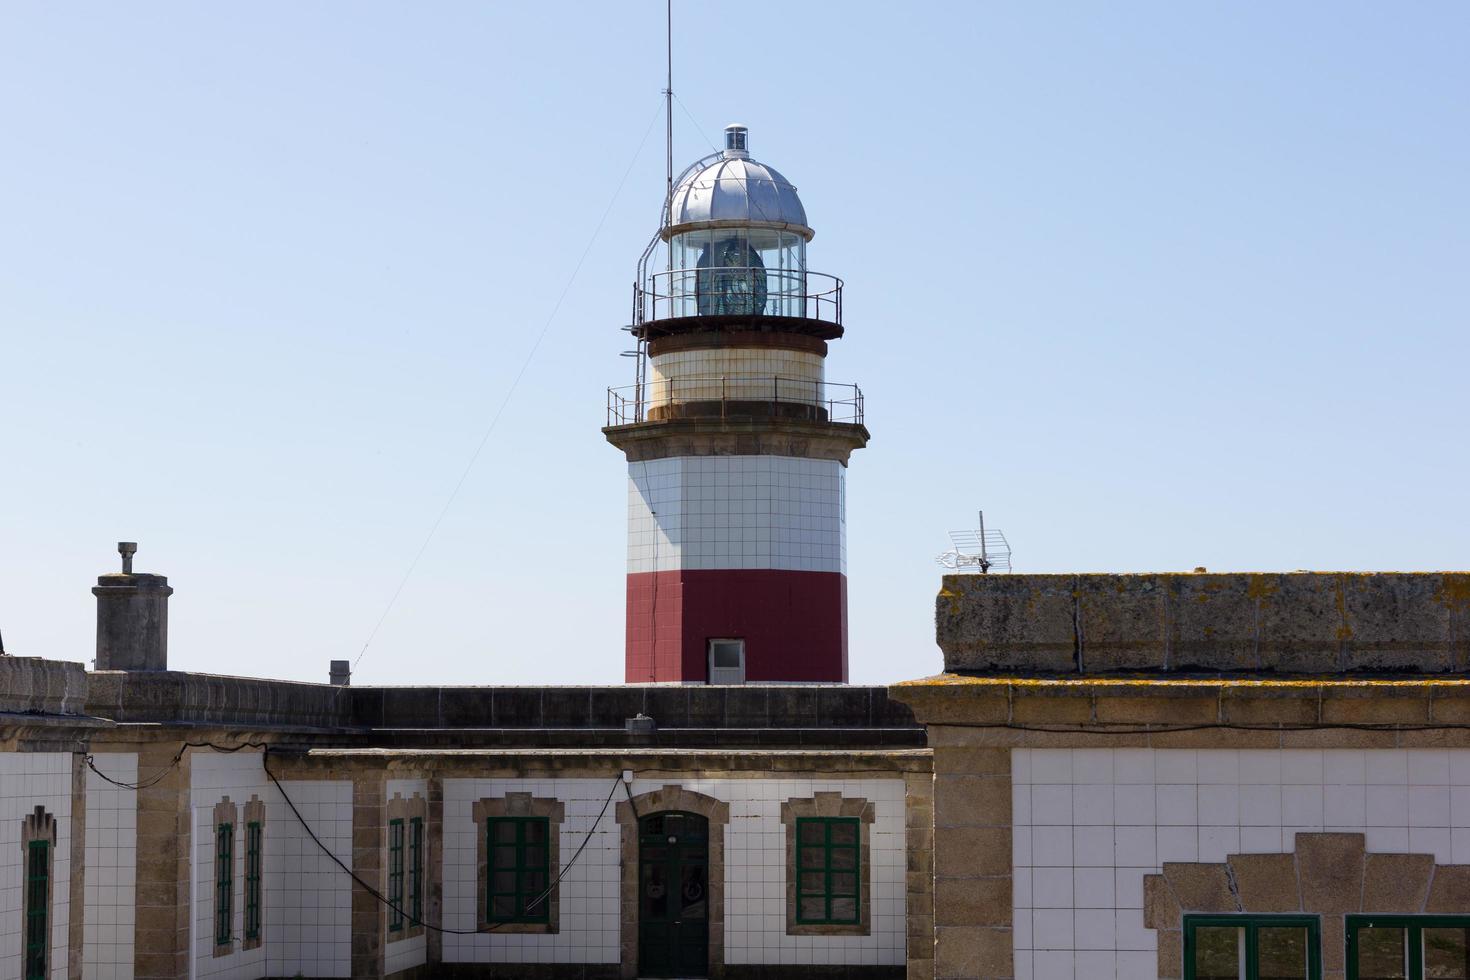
(605, 124), (868, 684)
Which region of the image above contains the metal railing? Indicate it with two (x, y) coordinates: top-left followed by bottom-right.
(633, 268), (842, 327)
(607, 376), (864, 426)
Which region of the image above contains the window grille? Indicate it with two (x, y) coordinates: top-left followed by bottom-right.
(793, 817), (860, 925)
(1347, 915), (1470, 980)
(215, 823), (234, 946)
(25, 839), (49, 980)
(244, 821), (262, 941)
(388, 818), (405, 931)
(1184, 914), (1320, 980)
(487, 816), (551, 923)
(409, 816), (424, 927)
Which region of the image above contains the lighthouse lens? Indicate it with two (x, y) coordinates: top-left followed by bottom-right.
(694, 236), (767, 316)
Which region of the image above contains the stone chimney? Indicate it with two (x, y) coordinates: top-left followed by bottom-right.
(93, 542), (173, 671)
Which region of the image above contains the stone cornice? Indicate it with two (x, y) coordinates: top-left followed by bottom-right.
(603, 417), (869, 463)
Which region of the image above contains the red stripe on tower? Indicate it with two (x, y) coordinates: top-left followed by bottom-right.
(605, 124), (868, 684)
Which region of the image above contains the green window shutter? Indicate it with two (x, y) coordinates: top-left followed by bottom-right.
(487, 816), (552, 924)
(25, 839), (49, 980)
(244, 821), (262, 941)
(388, 818), (405, 931)
(794, 817), (861, 925)
(409, 817), (424, 926)
(216, 824), (234, 946)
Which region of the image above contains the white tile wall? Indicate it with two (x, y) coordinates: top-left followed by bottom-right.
(84, 754), (138, 980)
(191, 751), (351, 979)
(385, 778), (429, 976)
(260, 780), (352, 979)
(441, 776), (906, 968)
(1013, 747), (1470, 980)
(721, 777), (904, 967)
(0, 752), (73, 980)
(442, 777), (619, 965)
(627, 456), (846, 574)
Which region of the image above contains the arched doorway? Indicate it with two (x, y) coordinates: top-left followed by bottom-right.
(638, 810), (709, 978)
(616, 785), (730, 979)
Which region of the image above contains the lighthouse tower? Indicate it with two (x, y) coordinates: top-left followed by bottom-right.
(605, 125), (868, 683)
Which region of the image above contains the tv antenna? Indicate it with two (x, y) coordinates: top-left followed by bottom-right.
(937, 511), (1012, 574)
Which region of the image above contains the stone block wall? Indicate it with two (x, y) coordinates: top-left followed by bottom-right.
(0, 656), (89, 716)
(936, 572), (1470, 674)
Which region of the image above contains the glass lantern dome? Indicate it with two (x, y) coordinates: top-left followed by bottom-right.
(643, 125), (835, 324)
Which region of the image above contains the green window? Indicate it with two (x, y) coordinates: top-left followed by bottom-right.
(244, 820), (262, 941)
(215, 823), (234, 946)
(794, 817), (860, 925)
(1185, 915), (1321, 980)
(25, 839), (49, 980)
(487, 816), (551, 923)
(388, 818), (405, 931)
(409, 816), (424, 927)
(1348, 915), (1470, 979)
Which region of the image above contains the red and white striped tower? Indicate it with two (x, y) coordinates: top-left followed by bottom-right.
(605, 125), (868, 683)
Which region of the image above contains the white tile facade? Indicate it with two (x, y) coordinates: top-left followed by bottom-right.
(191, 751), (352, 979)
(1013, 747), (1470, 980)
(385, 778), (429, 976)
(441, 776), (906, 968)
(0, 752), (72, 980)
(84, 754), (137, 980)
(627, 456), (846, 574)
(722, 777), (905, 967)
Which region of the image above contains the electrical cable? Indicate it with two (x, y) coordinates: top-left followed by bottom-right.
(347, 98), (667, 679)
(262, 749), (623, 935)
(84, 740), (268, 791)
(87, 742), (626, 935)
(672, 93), (717, 153)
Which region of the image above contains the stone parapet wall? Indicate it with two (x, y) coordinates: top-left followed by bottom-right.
(894, 674), (1470, 738)
(14, 667), (916, 735)
(85, 670), (349, 728)
(937, 572), (1470, 675)
(347, 684), (916, 731)
(0, 656), (90, 715)
(0, 659), (922, 748)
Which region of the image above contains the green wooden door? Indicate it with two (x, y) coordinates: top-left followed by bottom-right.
(638, 811), (710, 978)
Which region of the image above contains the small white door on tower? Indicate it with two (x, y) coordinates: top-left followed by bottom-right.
(708, 639), (745, 685)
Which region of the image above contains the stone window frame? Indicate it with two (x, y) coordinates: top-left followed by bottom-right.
(241, 796), (265, 951)
(212, 797), (238, 957)
(614, 785), (730, 980)
(1344, 915), (1470, 980)
(780, 792), (874, 937)
(385, 792), (429, 940)
(1145, 832), (1470, 980)
(470, 793), (564, 935)
(21, 805), (57, 980)
(1181, 913), (1322, 980)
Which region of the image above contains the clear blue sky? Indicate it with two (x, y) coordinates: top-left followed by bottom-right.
(2, 2), (1466, 685)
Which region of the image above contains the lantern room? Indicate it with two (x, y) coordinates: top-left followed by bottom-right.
(663, 125), (811, 319)
(637, 125), (839, 327)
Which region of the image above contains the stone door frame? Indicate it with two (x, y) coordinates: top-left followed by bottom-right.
(615, 785), (730, 980)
